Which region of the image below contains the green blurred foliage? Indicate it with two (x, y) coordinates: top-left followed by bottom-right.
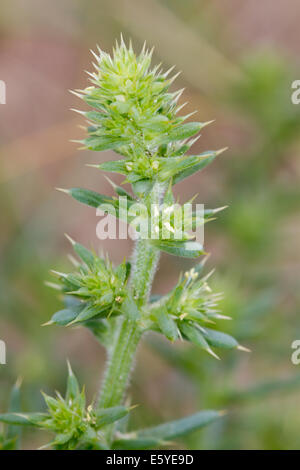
(1, 0), (300, 449)
(144, 52), (300, 449)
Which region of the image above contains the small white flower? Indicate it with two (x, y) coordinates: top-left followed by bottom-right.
(125, 162), (133, 172)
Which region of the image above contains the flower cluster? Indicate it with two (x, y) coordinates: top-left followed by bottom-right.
(61, 185), (226, 259)
(47, 236), (131, 326)
(72, 37), (225, 195)
(0, 364), (132, 450)
(40, 370), (91, 450)
(0, 363), (222, 450)
(0, 38), (248, 450)
(149, 263), (246, 359)
(76, 38), (189, 153)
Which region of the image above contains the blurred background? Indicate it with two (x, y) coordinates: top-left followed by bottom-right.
(1, 0), (300, 449)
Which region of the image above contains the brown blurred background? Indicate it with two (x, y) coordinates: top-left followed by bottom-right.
(1, 0), (300, 449)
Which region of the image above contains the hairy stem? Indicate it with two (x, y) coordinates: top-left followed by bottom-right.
(131, 239), (160, 305)
(97, 181), (165, 414)
(97, 318), (142, 409)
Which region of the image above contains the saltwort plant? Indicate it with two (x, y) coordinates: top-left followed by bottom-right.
(0, 38), (248, 450)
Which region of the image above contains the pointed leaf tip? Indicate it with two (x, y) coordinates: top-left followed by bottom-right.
(44, 281), (61, 291)
(55, 187), (70, 194)
(70, 108), (86, 116)
(206, 347), (221, 360)
(67, 359), (73, 375)
(133, 409), (223, 442)
(237, 345), (251, 353)
(213, 205), (229, 214)
(41, 320), (54, 327)
(64, 233), (75, 245)
(103, 175), (115, 186)
(216, 147), (228, 156)
(203, 119), (215, 127)
(69, 90), (84, 99)
(15, 376), (23, 388)
(129, 404), (140, 411)
(50, 270), (67, 278)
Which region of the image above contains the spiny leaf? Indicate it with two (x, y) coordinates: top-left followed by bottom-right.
(104, 176), (134, 200)
(200, 327), (239, 349)
(172, 148), (227, 185)
(160, 121), (211, 144)
(155, 307), (178, 341)
(0, 413), (48, 427)
(95, 160), (128, 175)
(46, 305), (84, 327)
(180, 322), (219, 359)
(95, 406), (130, 428)
(84, 135), (129, 151)
(172, 151), (216, 185)
(84, 110), (107, 123)
(62, 187), (114, 209)
(151, 240), (205, 258)
(128, 410), (224, 442)
(66, 362), (80, 401)
(158, 152), (215, 181)
(65, 235), (95, 268)
(114, 261), (130, 284)
(68, 304), (104, 325)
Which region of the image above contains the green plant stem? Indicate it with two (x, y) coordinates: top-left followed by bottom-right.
(97, 181), (165, 414)
(131, 239), (160, 306)
(97, 317), (142, 409)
